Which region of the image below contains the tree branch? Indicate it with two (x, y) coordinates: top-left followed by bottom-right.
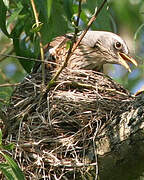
(45, 0), (107, 92)
(30, 0), (45, 87)
(0, 83), (20, 87)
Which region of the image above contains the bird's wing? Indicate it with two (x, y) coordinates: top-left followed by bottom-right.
(49, 35), (69, 48)
(32, 35), (70, 73)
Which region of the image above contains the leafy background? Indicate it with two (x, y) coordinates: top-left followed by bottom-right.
(0, 0), (144, 108)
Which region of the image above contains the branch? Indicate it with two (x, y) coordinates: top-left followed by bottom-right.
(30, 0), (45, 87)
(74, 0), (82, 39)
(0, 42), (13, 62)
(45, 0), (107, 92)
(0, 83), (20, 87)
(0, 68), (11, 84)
(0, 53), (62, 67)
(73, 0), (107, 52)
(46, 0), (83, 88)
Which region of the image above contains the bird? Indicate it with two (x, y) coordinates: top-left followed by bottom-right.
(34, 31), (138, 73)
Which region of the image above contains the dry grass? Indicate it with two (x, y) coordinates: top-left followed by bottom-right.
(3, 69), (134, 179)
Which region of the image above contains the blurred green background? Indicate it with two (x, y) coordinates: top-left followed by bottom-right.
(0, 0), (144, 107)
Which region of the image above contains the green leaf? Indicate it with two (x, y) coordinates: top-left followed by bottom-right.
(83, 0), (111, 31)
(134, 23), (144, 52)
(63, 0), (73, 20)
(3, 143), (14, 151)
(13, 38), (35, 73)
(66, 40), (72, 50)
(10, 17), (36, 73)
(0, 152), (25, 180)
(0, 163), (15, 180)
(39, 0), (69, 44)
(7, 2), (23, 27)
(0, 0), (11, 37)
(47, 0), (53, 19)
(31, 22), (43, 33)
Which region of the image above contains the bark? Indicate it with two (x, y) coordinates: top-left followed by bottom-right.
(97, 95), (144, 180)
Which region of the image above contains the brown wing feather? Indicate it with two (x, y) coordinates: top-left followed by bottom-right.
(44, 35), (71, 70)
(49, 36), (69, 48)
(33, 36), (69, 73)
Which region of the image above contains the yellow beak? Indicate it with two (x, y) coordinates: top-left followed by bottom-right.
(118, 52), (138, 72)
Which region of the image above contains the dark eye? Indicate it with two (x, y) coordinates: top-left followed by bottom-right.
(115, 41), (122, 50)
(93, 44), (99, 48)
(93, 42), (100, 49)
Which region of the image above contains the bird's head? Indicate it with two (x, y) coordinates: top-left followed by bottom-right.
(80, 31), (137, 72)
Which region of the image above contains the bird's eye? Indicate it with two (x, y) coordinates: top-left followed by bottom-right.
(115, 41), (122, 50)
(93, 43), (99, 49)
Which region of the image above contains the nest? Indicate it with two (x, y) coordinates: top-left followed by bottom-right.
(3, 68), (134, 179)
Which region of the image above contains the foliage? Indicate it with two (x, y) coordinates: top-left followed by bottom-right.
(0, 0), (144, 179)
(0, 0), (110, 72)
(0, 129), (25, 180)
(0, 0), (143, 101)
(109, 0), (144, 93)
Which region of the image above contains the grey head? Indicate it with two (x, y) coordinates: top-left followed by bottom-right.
(80, 31), (137, 72)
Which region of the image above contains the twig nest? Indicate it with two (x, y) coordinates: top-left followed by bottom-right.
(4, 69), (134, 179)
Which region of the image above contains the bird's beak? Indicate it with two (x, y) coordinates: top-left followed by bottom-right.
(118, 52), (138, 72)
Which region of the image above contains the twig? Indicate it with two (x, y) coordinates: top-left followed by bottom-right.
(45, 0), (107, 92)
(72, 0), (107, 52)
(69, 81), (128, 96)
(44, 0), (83, 91)
(0, 42), (13, 62)
(0, 83), (20, 87)
(74, 0), (82, 39)
(0, 53), (62, 67)
(0, 98), (5, 103)
(0, 68), (11, 84)
(30, 0), (45, 87)
(92, 119), (101, 180)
